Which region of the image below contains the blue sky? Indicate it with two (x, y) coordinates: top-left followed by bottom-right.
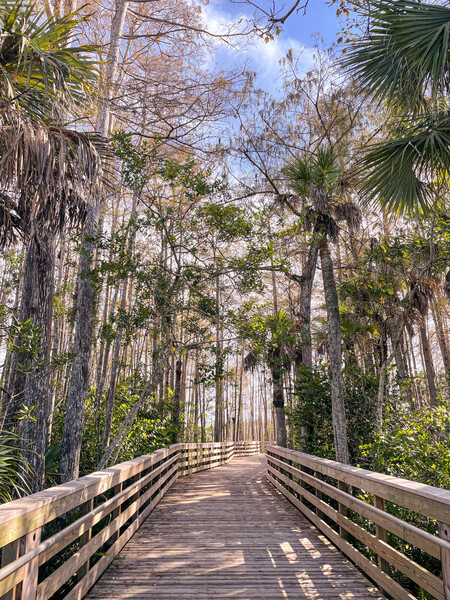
(201, 0), (343, 93)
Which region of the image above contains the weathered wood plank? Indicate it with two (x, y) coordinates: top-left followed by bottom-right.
(85, 456), (384, 600)
(0, 446), (182, 548)
(266, 453), (447, 558)
(266, 445), (450, 522)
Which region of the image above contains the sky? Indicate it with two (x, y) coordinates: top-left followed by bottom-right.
(201, 0), (344, 94)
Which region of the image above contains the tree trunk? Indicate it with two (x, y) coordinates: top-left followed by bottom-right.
(173, 357), (183, 441)
(432, 301), (450, 379)
(393, 337), (413, 405)
(271, 346), (287, 447)
(59, 0), (129, 482)
(19, 235), (56, 492)
(297, 243), (318, 450)
(319, 238), (349, 464)
(376, 359), (387, 432)
(214, 263), (223, 442)
(419, 324), (438, 407)
(59, 207), (98, 483)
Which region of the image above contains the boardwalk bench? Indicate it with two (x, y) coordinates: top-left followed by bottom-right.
(0, 441), (448, 600)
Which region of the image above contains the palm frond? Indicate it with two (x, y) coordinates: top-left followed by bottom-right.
(358, 112), (450, 215)
(342, 0), (450, 112)
(313, 147), (340, 190)
(0, 120), (107, 245)
(0, 0), (99, 120)
(0, 431), (31, 502)
(283, 147), (341, 200)
(282, 157), (312, 197)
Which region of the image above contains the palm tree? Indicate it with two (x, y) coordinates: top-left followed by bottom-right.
(283, 147), (358, 464)
(342, 0), (450, 215)
(0, 1), (105, 492)
(242, 311), (301, 447)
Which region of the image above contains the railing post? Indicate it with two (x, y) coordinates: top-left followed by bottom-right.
(314, 471), (325, 520)
(1, 539), (21, 600)
(337, 480), (349, 540)
(20, 527), (41, 600)
(374, 495), (390, 575)
(110, 483), (123, 545)
(439, 522), (450, 600)
(77, 499), (94, 581)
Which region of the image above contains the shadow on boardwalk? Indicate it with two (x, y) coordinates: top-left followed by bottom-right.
(86, 456), (383, 600)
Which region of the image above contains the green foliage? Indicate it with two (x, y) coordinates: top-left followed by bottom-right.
(290, 363), (335, 458)
(289, 362), (378, 463)
(0, 0), (99, 121)
(7, 317), (46, 372)
(283, 147), (340, 198)
(342, 0), (450, 112)
(342, 0), (450, 214)
(77, 378), (176, 475)
(111, 132), (156, 193)
(362, 403), (450, 488)
(357, 116), (450, 215)
(0, 431), (30, 501)
(360, 402), (449, 591)
(197, 203), (252, 241)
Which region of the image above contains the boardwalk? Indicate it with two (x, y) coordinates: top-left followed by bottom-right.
(86, 456), (383, 600)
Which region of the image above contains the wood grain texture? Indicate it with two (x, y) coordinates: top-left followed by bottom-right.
(86, 456), (383, 600)
(266, 446), (450, 523)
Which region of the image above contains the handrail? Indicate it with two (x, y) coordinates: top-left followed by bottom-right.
(266, 444), (450, 600)
(0, 440), (261, 600)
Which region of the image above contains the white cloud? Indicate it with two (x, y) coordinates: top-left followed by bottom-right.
(199, 2), (315, 94)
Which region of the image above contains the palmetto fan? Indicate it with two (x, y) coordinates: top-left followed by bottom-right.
(342, 0), (450, 215)
(0, 0), (108, 247)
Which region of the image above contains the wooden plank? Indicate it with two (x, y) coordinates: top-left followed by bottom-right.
(0, 539), (20, 600)
(77, 499), (94, 581)
(109, 483), (123, 545)
(267, 467), (444, 600)
(65, 469), (179, 600)
(314, 470), (325, 520)
(0, 560), (25, 598)
(36, 452), (180, 566)
(267, 454), (444, 559)
(21, 528), (41, 600)
(266, 446), (450, 522)
(36, 465), (178, 600)
(85, 456), (383, 600)
(0, 445), (182, 548)
(267, 472), (415, 600)
(374, 495), (390, 575)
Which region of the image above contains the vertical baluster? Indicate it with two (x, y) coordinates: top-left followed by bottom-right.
(110, 483), (123, 545)
(1, 538), (21, 600)
(439, 522), (450, 600)
(337, 480), (349, 540)
(77, 499), (94, 581)
(314, 471), (325, 520)
(20, 528), (42, 600)
(374, 495), (390, 575)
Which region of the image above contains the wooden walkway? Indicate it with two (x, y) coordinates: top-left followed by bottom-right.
(86, 456), (383, 600)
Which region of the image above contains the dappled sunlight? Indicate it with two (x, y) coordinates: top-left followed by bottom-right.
(299, 536), (323, 558)
(280, 541), (298, 564)
(85, 456), (384, 600)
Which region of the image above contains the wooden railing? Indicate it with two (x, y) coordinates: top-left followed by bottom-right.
(266, 445), (450, 600)
(0, 441), (261, 600)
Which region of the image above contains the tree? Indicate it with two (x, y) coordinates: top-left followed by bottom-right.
(0, 1), (104, 491)
(283, 147), (358, 463)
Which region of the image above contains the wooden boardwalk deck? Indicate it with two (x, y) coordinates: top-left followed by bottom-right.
(86, 456), (383, 600)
